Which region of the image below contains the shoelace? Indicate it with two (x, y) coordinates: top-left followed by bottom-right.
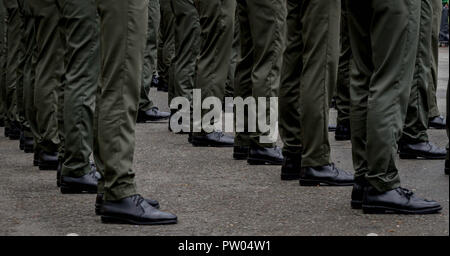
(397, 187), (414, 199)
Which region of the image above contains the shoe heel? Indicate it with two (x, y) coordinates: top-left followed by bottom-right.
(299, 180), (320, 186)
(247, 159), (265, 165)
(60, 186), (78, 194)
(24, 145), (34, 154)
(399, 153), (417, 159)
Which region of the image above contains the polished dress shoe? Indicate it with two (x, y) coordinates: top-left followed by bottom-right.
(0, 118), (4, 127)
(398, 141), (446, 160)
(95, 193), (160, 215)
(281, 152), (301, 180)
(335, 121), (351, 141)
(137, 107), (170, 123)
(157, 79), (169, 92)
(351, 183), (364, 209)
(428, 116), (446, 129)
(38, 151), (59, 170)
(362, 186), (442, 214)
(247, 147), (284, 165)
(150, 75), (159, 88)
(7, 123), (20, 140)
(19, 131), (34, 153)
(60, 169), (101, 194)
(58, 160), (97, 187)
(4, 126), (9, 137)
(100, 194), (177, 225)
(233, 146), (249, 160)
(328, 124), (336, 132)
(299, 164), (354, 186)
(191, 132), (234, 147)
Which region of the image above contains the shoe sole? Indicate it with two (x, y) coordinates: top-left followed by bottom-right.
(60, 184), (97, 194)
(247, 158), (282, 166)
(191, 141), (234, 148)
(362, 205), (442, 214)
(101, 216), (177, 225)
(399, 152), (446, 160)
(39, 164), (58, 171)
(137, 116), (170, 123)
(299, 179), (354, 187)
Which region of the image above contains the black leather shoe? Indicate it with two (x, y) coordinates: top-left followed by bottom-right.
(351, 183), (364, 209)
(398, 142), (446, 160)
(299, 164), (354, 186)
(191, 132), (234, 147)
(157, 79), (169, 92)
(137, 107), (170, 123)
(281, 152), (301, 180)
(428, 116), (446, 129)
(4, 126), (9, 137)
(7, 123), (20, 140)
(233, 146), (249, 160)
(95, 193), (160, 215)
(19, 131), (34, 153)
(0, 118), (4, 127)
(328, 124), (336, 132)
(38, 151), (59, 170)
(100, 194), (177, 225)
(362, 186), (442, 214)
(150, 75), (159, 88)
(445, 159), (449, 175)
(335, 121), (351, 141)
(60, 169), (101, 194)
(247, 147), (284, 165)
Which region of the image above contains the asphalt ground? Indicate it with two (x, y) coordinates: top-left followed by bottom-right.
(0, 48), (448, 236)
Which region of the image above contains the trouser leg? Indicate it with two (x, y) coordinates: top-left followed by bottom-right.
(235, 0), (286, 148)
(279, 0), (302, 156)
(299, 0), (340, 167)
(0, 1), (6, 125)
(157, 0), (175, 100)
(95, 0), (147, 201)
(170, 0), (199, 105)
(193, 0), (235, 133)
(31, 0), (63, 154)
(225, 10), (240, 99)
(59, 0), (99, 178)
(139, 0), (159, 112)
(347, 0), (420, 192)
(428, 0), (442, 118)
(4, 0), (21, 129)
(401, 0), (432, 144)
(336, 1), (351, 126)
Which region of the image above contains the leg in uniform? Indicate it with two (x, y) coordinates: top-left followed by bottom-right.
(428, 0), (446, 129)
(189, 0), (235, 147)
(347, 0), (441, 214)
(169, 0), (200, 134)
(297, 0), (353, 187)
(233, 0), (285, 165)
(29, 0), (64, 170)
(95, 0), (177, 225)
(0, 0), (6, 129)
(398, 0), (446, 160)
(3, 0), (21, 140)
(157, 0), (175, 102)
(335, 1), (351, 142)
(137, 0), (170, 124)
